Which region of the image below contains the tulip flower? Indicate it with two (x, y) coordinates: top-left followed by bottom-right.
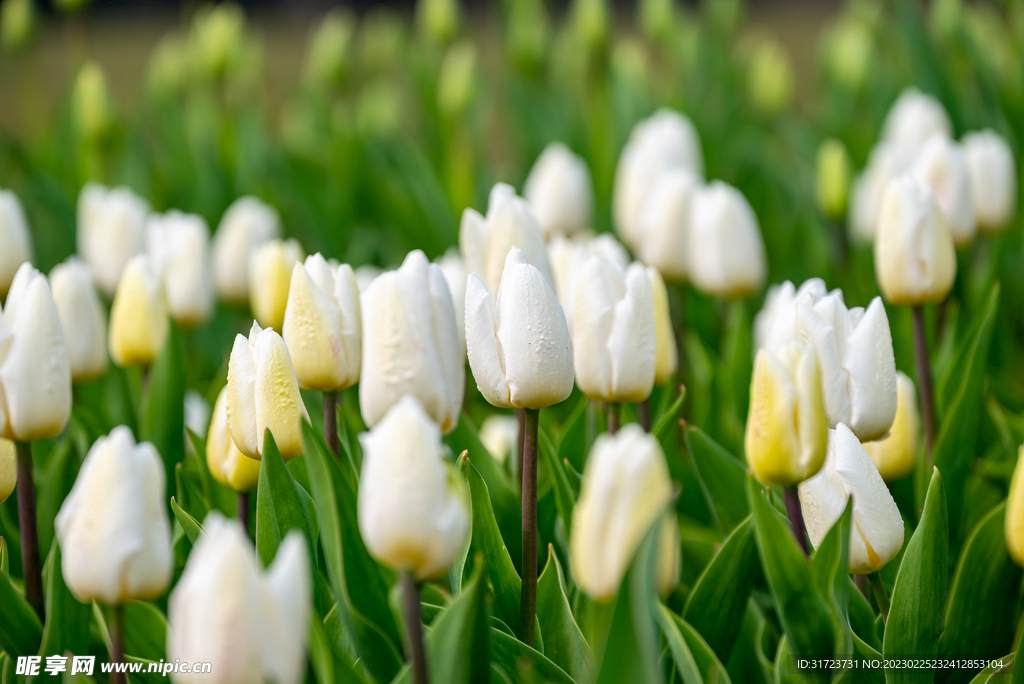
(184, 390), (211, 438)
(523, 142), (594, 238)
(863, 372), (920, 482)
(0, 189), (33, 296)
(146, 210), (215, 325)
(109, 255), (170, 368)
(1007, 447), (1024, 568)
(479, 414), (519, 464)
(816, 138), (851, 222)
(911, 135), (976, 248)
(435, 248), (467, 357)
(962, 130), (1017, 233)
(648, 267), (678, 387)
(249, 238), (304, 332)
(213, 196), (281, 303)
(460, 182), (553, 296)
(687, 181), (767, 298)
(754, 278), (827, 353)
(570, 425), (674, 601)
(881, 88), (952, 160)
(227, 321), (306, 461)
(77, 183), (149, 296)
(635, 169), (698, 281)
(360, 250), (464, 434)
(0, 439), (14, 504)
(848, 143), (904, 244)
(168, 513), (310, 684)
(207, 386), (260, 493)
(50, 258), (108, 382)
(354, 264), (384, 292)
(549, 233), (629, 335)
(798, 423), (905, 574)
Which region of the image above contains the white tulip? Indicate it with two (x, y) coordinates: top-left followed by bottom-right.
(213, 196), (281, 302)
(798, 423), (905, 574)
(646, 267), (679, 386)
(636, 169), (699, 281)
(360, 250), (464, 433)
(354, 264), (385, 292)
(283, 254), (362, 392)
(460, 183), (553, 296)
(848, 142), (907, 244)
(570, 425), (673, 600)
(0, 263), (72, 441)
(479, 414), (519, 464)
(168, 513), (310, 684)
(911, 135), (976, 247)
(523, 142), (594, 238)
(184, 389), (212, 438)
(863, 372), (920, 482)
(881, 88), (952, 160)
(0, 189), (33, 296)
(77, 183), (149, 296)
(50, 257), (108, 382)
(147, 210), (215, 325)
(206, 387), (260, 493)
(55, 426), (173, 603)
(435, 248), (467, 358)
(108, 255), (169, 367)
(753, 278), (827, 354)
(549, 233), (629, 334)
(687, 181), (767, 298)
(358, 395), (469, 580)
(249, 239), (304, 332)
(466, 248), (574, 410)
(0, 439), (15, 504)
(962, 130), (1017, 232)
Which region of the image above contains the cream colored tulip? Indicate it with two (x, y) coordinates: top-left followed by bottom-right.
(549, 233), (629, 335)
(249, 239), (304, 331)
(745, 342), (828, 487)
(0, 439), (14, 504)
(466, 248), (574, 410)
(435, 248), (467, 358)
(76, 183), (149, 296)
(168, 514), (311, 684)
(687, 181), (767, 298)
(479, 414), (519, 464)
(214, 196), (281, 302)
(571, 425), (673, 600)
(55, 426), (173, 604)
(798, 423), (905, 574)
(283, 254), (362, 392)
(357, 395), (469, 580)
(354, 264), (384, 292)
(863, 372), (920, 481)
(50, 258), (108, 382)
(0, 263), (72, 441)
(648, 267), (678, 385)
(848, 143), (906, 244)
(882, 88), (951, 158)
(147, 210), (215, 325)
(523, 142), (594, 238)
(207, 387), (260, 492)
(962, 130), (1017, 233)
(912, 135), (976, 247)
(1007, 447), (1024, 567)
(753, 278), (827, 353)
(874, 176), (957, 305)
(109, 255), (169, 367)
(636, 169), (698, 281)
(0, 189), (33, 296)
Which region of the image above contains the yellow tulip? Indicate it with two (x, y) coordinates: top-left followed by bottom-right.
(1007, 446), (1024, 567)
(206, 387), (260, 492)
(249, 239), (303, 331)
(0, 439), (15, 504)
(863, 372), (920, 481)
(109, 255), (169, 367)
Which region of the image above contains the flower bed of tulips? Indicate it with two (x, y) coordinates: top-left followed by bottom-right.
(2, 0), (1024, 682)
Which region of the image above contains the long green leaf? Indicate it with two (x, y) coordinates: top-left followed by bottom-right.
(537, 544), (595, 684)
(122, 601), (168, 662)
(36, 540), (90, 665)
(655, 604), (706, 684)
(139, 322), (187, 504)
(0, 550), (43, 657)
(810, 498), (853, 657)
(255, 431), (319, 569)
(686, 426), (749, 536)
(490, 628), (575, 684)
(170, 497), (203, 544)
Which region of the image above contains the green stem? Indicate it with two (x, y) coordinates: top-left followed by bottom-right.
(868, 572), (890, 623)
(782, 487), (809, 556)
(16, 441), (43, 620)
(109, 604), (125, 684)
(237, 491), (250, 535)
(400, 571), (429, 684)
(521, 408), (540, 646)
(324, 390), (340, 460)
(911, 306), (936, 466)
(606, 402), (620, 435)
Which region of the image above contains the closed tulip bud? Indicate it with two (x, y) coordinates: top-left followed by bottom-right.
(168, 514), (311, 684)
(745, 342), (828, 487)
(875, 176), (957, 305)
(249, 239), (304, 331)
(72, 60), (112, 142)
(1, 0), (36, 52)
(573, 257), (656, 403)
(912, 135), (976, 247)
(466, 248), (574, 410)
(360, 250), (464, 433)
(77, 183), (149, 296)
(417, 0), (458, 45)
(863, 372), (919, 481)
(848, 143), (905, 244)
(570, 425), (673, 600)
(816, 138), (851, 221)
(109, 255), (169, 367)
(648, 267), (677, 385)
(227, 321), (306, 461)
(1007, 447), (1024, 567)
(747, 39), (794, 115)
(283, 254), (362, 392)
(0, 189), (33, 295)
(655, 513), (680, 598)
(549, 233), (629, 335)
(357, 395), (469, 580)
(523, 143), (594, 238)
(479, 414), (519, 464)
(435, 249), (467, 357)
(798, 423), (905, 573)
(213, 197), (281, 303)
(636, 169), (698, 281)
(55, 426), (173, 603)
(460, 183), (553, 296)
(962, 130), (1017, 233)
(437, 40), (476, 119)
(882, 88), (952, 160)
(688, 181), (767, 298)
(206, 387), (260, 492)
(0, 439), (14, 504)
(50, 258), (108, 382)
(613, 109), (704, 250)
(1, 263), (72, 441)
(147, 210), (215, 326)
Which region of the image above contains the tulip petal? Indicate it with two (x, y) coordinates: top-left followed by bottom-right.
(262, 532), (311, 684)
(465, 274), (511, 407)
(843, 297), (898, 441)
(227, 332), (260, 459)
(252, 328), (306, 460)
(796, 302), (851, 430)
(607, 264), (656, 402)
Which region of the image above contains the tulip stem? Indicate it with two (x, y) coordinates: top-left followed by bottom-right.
(782, 487), (810, 556)
(521, 407), (540, 647)
(109, 604), (126, 684)
(911, 306), (936, 465)
(238, 492), (250, 534)
(516, 408), (526, 486)
(15, 441), (44, 620)
(606, 402), (620, 435)
(324, 390), (340, 459)
(867, 572), (890, 623)
(638, 399), (651, 432)
(399, 571), (429, 684)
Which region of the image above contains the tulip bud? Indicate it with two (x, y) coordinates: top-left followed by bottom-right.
(1007, 446), (1024, 567)
(479, 414), (519, 464)
(184, 390), (211, 437)
(962, 130), (1017, 233)
(573, 257), (656, 404)
(863, 372), (919, 481)
(55, 426), (173, 604)
(824, 18), (871, 91)
(227, 321), (306, 461)
(688, 181), (767, 298)
(848, 143), (904, 244)
(466, 248), (574, 410)
(747, 39), (794, 115)
(0, 263), (72, 441)
(206, 387), (260, 492)
(418, 0), (459, 45)
(188, 2), (244, 79)
(874, 176), (957, 305)
(798, 423), (905, 574)
(435, 248), (467, 358)
(549, 233), (629, 335)
(636, 169), (698, 281)
(303, 8), (354, 89)
(50, 257), (108, 382)
(816, 138), (851, 221)
(109, 255), (169, 368)
(146, 34), (188, 99)
(0, 189), (33, 296)
(648, 267), (678, 385)
(0, 439), (14, 504)
(745, 342), (828, 487)
(213, 196), (281, 303)
(523, 143), (594, 238)
(1, 0), (36, 52)
(911, 135), (976, 247)
(614, 109), (704, 251)
(570, 425), (673, 600)
(360, 250), (464, 433)
(460, 183), (553, 296)
(882, 88), (952, 160)
(147, 210), (215, 326)
(357, 395), (469, 580)
(437, 40), (476, 119)
(168, 514), (310, 684)
(283, 254), (362, 392)
(655, 512), (680, 598)
(249, 239), (304, 332)
(72, 60), (112, 142)
(77, 183), (149, 296)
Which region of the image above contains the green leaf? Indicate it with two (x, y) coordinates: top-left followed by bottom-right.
(685, 425), (749, 536)
(489, 628), (575, 684)
(848, 579), (881, 651)
(537, 544), (595, 684)
(37, 540), (90, 664)
(255, 430), (319, 570)
(174, 462), (209, 526)
(652, 386), (687, 438)
(540, 429), (577, 539)
(884, 468), (948, 684)
(810, 498), (853, 656)
(121, 601), (167, 662)
(655, 604), (705, 684)
(35, 440), (77, 561)
(964, 656), (1014, 684)
(170, 497), (203, 544)
(139, 322), (187, 504)
(310, 609), (371, 684)
(0, 536), (8, 576)
(186, 428), (236, 517)
(557, 394), (591, 474)
(124, 656), (166, 684)
(0, 548), (43, 657)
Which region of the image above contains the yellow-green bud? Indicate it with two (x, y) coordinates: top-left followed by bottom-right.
(437, 40), (476, 119)
(824, 18), (871, 91)
(1, 0), (35, 52)
(189, 2), (244, 79)
(506, 0), (549, 73)
(747, 39), (793, 115)
(816, 138), (851, 220)
(73, 60), (113, 142)
(638, 0), (675, 46)
(571, 0), (608, 55)
(147, 34), (188, 98)
(417, 0), (459, 46)
(304, 9), (354, 89)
